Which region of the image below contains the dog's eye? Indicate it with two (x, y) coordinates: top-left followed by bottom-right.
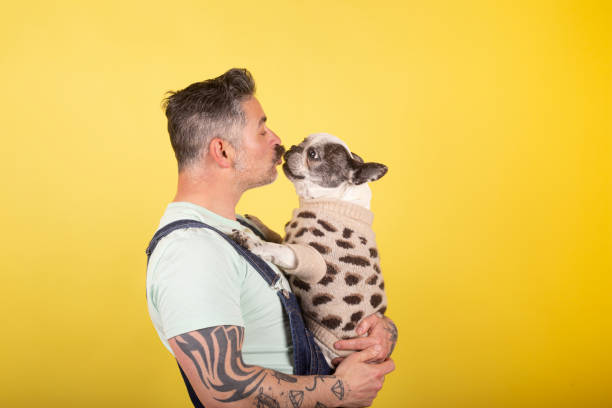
(308, 148), (319, 160)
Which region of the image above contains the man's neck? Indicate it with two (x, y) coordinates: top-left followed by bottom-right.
(173, 168), (243, 220)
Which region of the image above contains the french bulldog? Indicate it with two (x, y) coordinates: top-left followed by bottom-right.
(232, 132), (388, 363)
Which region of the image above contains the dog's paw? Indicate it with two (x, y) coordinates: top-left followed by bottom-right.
(244, 215), (283, 243)
(229, 229), (280, 264)
(229, 229), (263, 251)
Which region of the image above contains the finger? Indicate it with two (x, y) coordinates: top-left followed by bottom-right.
(331, 357), (345, 366)
(377, 358), (396, 375)
(334, 336), (378, 351)
(364, 344), (388, 362)
(356, 313), (381, 335)
(350, 344), (382, 363)
(339, 343), (381, 365)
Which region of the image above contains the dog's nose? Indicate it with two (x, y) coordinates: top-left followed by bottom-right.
(283, 145), (295, 160)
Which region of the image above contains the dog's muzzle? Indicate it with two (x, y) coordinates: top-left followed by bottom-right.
(282, 145), (305, 180)
(283, 144), (303, 161)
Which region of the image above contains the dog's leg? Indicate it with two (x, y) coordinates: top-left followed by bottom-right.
(230, 229), (298, 269)
(230, 230), (326, 282)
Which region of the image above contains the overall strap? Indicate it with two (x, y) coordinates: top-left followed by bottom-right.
(146, 220), (210, 260)
(145, 219), (280, 287)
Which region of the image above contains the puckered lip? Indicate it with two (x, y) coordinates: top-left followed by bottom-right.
(282, 161), (305, 180)
(274, 144), (286, 165)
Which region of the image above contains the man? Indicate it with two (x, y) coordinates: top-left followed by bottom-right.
(146, 68), (397, 407)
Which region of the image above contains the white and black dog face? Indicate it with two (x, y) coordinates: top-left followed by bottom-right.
(282, 133), (387, 203)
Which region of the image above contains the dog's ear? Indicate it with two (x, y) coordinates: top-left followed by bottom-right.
(351, 162), (388, 185)
(351, 152), (364, 163)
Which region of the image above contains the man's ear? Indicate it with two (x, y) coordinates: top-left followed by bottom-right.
(209, 137), (234, 168)
(351, 162), (388, 185)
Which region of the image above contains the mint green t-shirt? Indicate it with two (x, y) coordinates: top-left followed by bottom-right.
(146, 202), (294, 374)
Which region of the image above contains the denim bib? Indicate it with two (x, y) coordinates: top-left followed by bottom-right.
(146, 219), (332, 407)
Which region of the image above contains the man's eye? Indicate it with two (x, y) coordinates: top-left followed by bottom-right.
(308, 148), (318, 159)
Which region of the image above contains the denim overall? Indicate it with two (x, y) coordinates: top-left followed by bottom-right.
(146, 219), (333, 408)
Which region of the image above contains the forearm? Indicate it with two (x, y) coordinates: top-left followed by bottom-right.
(241, 369), (345, 408)
(171, 326), (346, 408)
(182, 358), (345, 408)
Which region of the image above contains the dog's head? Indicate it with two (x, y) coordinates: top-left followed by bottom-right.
(282, 133), (387, 202)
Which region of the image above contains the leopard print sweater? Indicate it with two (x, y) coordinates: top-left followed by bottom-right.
(283, 199), (387, 358)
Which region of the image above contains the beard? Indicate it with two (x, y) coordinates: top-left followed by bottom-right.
(234, 144), (285, 190)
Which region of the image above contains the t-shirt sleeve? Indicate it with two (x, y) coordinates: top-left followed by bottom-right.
(149, 231), (245, 340)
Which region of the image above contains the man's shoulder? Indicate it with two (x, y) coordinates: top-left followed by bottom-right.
(152, 225), (236, 262)
(146, 203), (253, 276)
(153, 203), (231, 249)
(146, 224), (247, 293)
(148, 207), (234, 263)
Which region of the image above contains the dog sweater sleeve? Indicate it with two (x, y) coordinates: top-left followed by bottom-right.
(283, 243), (326, 283)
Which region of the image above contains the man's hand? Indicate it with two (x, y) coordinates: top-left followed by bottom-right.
(332, 313), (398, 364)
(334, 346), (396, 407)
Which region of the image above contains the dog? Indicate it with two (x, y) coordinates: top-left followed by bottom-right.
(232, 133), (388, 363)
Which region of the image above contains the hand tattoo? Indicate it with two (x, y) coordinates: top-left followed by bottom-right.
(331, 379), (345, 400)
(384, 319), (398, 357)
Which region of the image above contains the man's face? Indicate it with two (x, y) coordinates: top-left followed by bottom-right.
(233, 97), (284, 190)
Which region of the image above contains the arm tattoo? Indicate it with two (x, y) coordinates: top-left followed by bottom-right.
(305, 375), (332, 391)
(384, 319), (398, 357)
(272, 371), (298, 384)
(289, 390), (304, 407)
(175, 326), (267, 403)
(176, 326), (346, 406)
(256, 387), (280, 408)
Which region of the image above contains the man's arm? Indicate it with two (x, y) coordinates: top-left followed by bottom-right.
(170, 325), (395, 408)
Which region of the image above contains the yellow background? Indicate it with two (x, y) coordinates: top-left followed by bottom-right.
(1, 1), (610, 407)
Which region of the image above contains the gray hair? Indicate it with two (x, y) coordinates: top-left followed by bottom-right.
(162, 68), (256, 171)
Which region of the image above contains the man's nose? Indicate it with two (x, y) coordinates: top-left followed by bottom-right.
(269, 129), (281, 145)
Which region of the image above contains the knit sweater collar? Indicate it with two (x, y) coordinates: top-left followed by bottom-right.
(298, 198), (374, 226)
